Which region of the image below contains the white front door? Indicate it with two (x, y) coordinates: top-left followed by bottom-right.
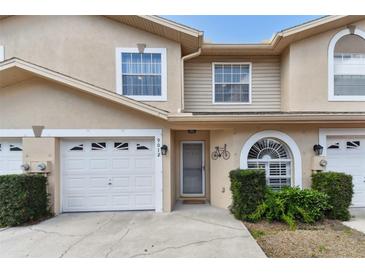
(61, 138), (155, 212)
(326, 136), (365, 207)
(181, 141), (205, 197)
(0, 140), (23, 175)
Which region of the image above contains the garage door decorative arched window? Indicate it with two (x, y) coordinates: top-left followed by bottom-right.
(247, 138), (292, 190)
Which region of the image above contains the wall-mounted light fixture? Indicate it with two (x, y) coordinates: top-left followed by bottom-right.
(313, 144), (324, 156)
(187, 129), (197, 134)
(161, 144), (168, 155)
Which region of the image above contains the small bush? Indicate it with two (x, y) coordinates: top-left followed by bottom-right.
(229, 169), (267, 220)
(312, 172), (353, 221)
(0, 174), (50, 227)
(248, 187), (331, 230)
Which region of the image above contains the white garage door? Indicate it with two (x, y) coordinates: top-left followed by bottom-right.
(0, 140), (23, 175)
(326, 136), (365, 207)
(61, 139), (156, 212)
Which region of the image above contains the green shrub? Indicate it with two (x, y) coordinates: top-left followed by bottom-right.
(248, 187), (331, 230)
(312, 172), (353, 221)
(0, 174), (50, 227)
(229, 169), (267, 220)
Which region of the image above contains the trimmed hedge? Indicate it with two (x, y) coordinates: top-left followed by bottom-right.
(229, 169), (266, 220)
(312, 172), (353, 221)
(248, 187), (331, 230)
(0, 174), (50, 227)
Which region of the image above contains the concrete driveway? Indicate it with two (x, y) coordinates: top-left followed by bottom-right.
(0, 203), (265, 258)
(343, 208), (365, 234)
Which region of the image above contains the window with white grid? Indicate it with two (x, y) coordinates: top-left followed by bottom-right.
(247, 138), (292, 190)
(334, 52), (365, 96)
(116, 48), (167, 101)
(213, 63), (251, 103)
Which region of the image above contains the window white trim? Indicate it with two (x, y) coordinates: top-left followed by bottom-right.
(212, 62), (252, 105)
(0, 128), (163, 213)
(240, 130), (302, 188)
(328, 27), (365, 101)
(0, 46), (4, 62)
(115, 47), (167, 101)
(319, 128), (365, 156)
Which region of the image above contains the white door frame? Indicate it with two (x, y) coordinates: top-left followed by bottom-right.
(180, 141), (205, 197)
(0, 128), (163, 213)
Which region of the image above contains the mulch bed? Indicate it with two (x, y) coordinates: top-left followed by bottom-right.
(244, 219), (365, 258)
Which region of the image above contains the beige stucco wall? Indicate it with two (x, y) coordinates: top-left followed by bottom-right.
(0, 16), (182, 113)
(208, 124), (365, 209)
(22, 137), (60, 214)
(281, 19), (365, 111)
(0, 77), (173, 212)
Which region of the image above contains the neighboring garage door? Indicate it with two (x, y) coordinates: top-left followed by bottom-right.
(326, 136), (365, 207)
(0, 140), (23, 175)
(61, 139), (155, 212)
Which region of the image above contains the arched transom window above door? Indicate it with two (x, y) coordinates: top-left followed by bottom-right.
(247, 138), (293, 190)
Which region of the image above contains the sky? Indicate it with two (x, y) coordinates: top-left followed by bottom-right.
(163, 16), (322, 43)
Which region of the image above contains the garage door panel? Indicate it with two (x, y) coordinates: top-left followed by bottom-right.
(88, 195), (109, 208)
(65, 159), (87, 171)
(90, 159), (109, 170)
(134, 157), (154, 169)
(135, 176), (154, 190)
(89, 177), (110, 191)
(64, 177), (85, 192)
(62, 139), (155, 212)
(110, 195), (131, 208)
(135, 194), (154, 208)
(327, 136), (365, 207)
(111, 176), (130, 189)
(0, 140), (23, 175)
(65, 197), (85, 209)
(111, 158), (130, 169)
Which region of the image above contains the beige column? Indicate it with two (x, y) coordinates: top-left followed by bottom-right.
(22, 137), (61, 215)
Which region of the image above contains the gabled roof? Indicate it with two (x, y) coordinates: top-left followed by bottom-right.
(0, 15), (204, 55)
(105, 15), (204, 55)
(201, 15), (365, 55)
(0, 58), (169, 120)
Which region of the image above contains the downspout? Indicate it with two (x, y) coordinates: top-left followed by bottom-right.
(180, 47), (201, 112)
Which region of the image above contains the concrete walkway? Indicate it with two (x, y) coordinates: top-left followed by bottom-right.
(0, 203), (266, 258)
(343, 208), (365, 234)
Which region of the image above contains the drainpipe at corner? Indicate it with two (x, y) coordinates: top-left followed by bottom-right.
(180, 47), (201, 112)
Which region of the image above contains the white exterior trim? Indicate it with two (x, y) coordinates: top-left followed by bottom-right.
(0, 129), (35, 137)
(115, 47), (167, 101)
(319, 128), (365, 156)
(240, 130), (302, 188)
(328, 27), (365, 101)
(212, 62), (252, 105)
(0, 128), (163, 213)
(180, 141), (205, 197)
(0, 46), (4, 62)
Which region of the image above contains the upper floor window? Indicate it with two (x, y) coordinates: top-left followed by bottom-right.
(212, 63), (252, 104)
(328, 27), (365, 101)
(116, 48), (167, 101)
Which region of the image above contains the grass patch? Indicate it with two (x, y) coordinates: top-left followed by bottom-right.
(250, 229), (266, 239)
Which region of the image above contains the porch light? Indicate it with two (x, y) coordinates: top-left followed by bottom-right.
(313, 144), (323, 156)
(161, 144), (168, 155)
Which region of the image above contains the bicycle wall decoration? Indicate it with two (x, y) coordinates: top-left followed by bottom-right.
(211, 144), (230, 160)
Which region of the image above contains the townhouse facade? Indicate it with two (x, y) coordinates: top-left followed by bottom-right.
(1, 15), (365, 213)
